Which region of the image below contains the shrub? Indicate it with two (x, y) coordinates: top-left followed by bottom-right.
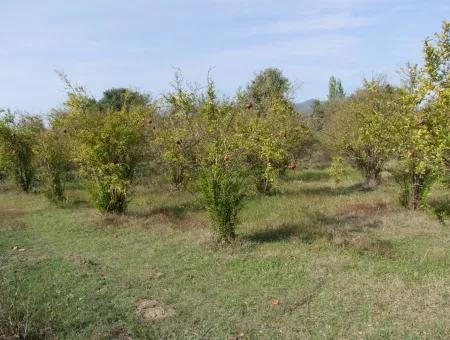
(0, 111), (43, 192)
(390, 165), (434, 209)
(329, 155), (347, 185)
(89, 170), (130, 213)
(196, 79), (251, 241)
(38, 126), (72, 202)
(324, 77), (398, 189)
(238, 95), (308, 194)
(154, 72), (202, 188)
(60, 80), (154, 213)
(236, 68), (310, 194)
(198, 157), (247, 241)
(0, 166), (6, 182)
(389, 21), (450, 210)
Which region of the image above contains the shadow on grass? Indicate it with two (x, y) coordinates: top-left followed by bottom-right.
(245, 213), (382, 244)
(244, 209), (391, 257)
(97, 198), (207, 230)
(312, 210), (383, 232)
(134, 201), (204, 220)
(244, 223), (327, 244)
(297, 182), (370, 197)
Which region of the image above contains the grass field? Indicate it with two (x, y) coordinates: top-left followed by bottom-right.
(1, 169), (449, 339)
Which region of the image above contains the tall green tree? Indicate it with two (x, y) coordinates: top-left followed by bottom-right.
(97, 88), (150, 112)
(238, 67), (292, 115)
(328, 76), (345, 100)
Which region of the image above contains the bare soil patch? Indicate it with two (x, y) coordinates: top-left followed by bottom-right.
(136, 299), (176, 321)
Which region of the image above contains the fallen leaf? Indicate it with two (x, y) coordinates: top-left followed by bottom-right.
(271, 299), (280, 306)
(18, 248), (25, 252)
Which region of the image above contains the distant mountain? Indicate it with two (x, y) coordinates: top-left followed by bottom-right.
(295, 99), (317, 115)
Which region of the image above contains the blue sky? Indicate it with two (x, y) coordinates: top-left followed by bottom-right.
(1, 0), (449, 113)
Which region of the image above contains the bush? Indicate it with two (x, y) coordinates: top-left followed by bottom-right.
(0, 112), (43, 192)
(0, 167), (6, 182)
(390, 165), (434, 209)
(236, 68), (310, 195)
(196, 79), (251, 241)
(198, 158), (247, 241)
(238, 95), (308, 194)
(60, 82), (154, 213)
(90, 173), (130, 213)
(324, 78), (398, 189)
(38, 127), (72, 202)
(329, 155), (347, 185)
(154, 72), (202, 188)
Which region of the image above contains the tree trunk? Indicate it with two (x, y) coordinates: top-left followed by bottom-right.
(172, 165), (184, 188)
(364, 168), (382, 190)
(410, 174), (422, 210)
(257, 178), (271, 194)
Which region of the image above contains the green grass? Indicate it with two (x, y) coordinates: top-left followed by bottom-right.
(1, 170), (449, 339)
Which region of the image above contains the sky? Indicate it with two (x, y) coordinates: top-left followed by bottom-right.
(1, 0), (449, 114)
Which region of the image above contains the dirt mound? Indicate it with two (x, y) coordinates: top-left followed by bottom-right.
(136, 299), (175, 321)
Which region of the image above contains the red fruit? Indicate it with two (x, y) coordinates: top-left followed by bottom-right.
(287, 162), (296, 170)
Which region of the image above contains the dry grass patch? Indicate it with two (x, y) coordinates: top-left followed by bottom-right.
(136, 299), (176, 321)
(340, 201), (389, 217)
(332, 233), (393, 258)
(0, 208), (29, 230)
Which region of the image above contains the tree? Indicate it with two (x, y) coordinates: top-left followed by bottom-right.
(310, 99), (326, 131)
(238, 95), (307, 193)
(328, 76), (345, 100)
(238, 67), (292, 115)
(390, 21), (450, 209)
(154, 72), (203, 187)
(0, 111), (43, 192)
(97, 88), (150, 112)
(325, 77), (398, 188)
(423, 20), (450, 177)
(196, 79), (250, 242)
(237, 68), (308, 193)
(390, 68), (440, 209)
(38, 114), (72, 202)
(60, 80), (154, 213)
